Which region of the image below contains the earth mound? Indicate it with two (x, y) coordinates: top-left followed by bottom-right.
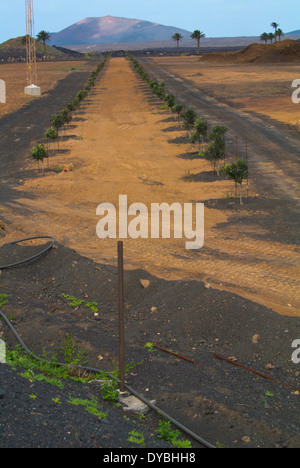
(200, 39), (300, 64)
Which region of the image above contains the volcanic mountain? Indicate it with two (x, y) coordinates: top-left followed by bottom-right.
(49, 16), (192, 46)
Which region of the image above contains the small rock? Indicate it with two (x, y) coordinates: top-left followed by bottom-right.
(252, 334), (260, 344)
(242, 436), (251, 444)
(204, 283), (211, 289)
(140, 279), (150, 289)
(151, 307), (157, 313)
(228, 356), (238, 362)
(118, 394), (156, 415)
(265, 364), (275, 370)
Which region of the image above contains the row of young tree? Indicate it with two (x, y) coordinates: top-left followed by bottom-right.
(31, 56), (109, 173)
(126, 54), (249, 204)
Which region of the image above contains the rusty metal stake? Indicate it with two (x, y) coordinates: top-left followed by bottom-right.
(118, 241), (125, 392)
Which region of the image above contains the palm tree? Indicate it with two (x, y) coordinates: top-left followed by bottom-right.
(190, 30), (206, 55)
(276, 28), (284, 41)
(268, 32), (275, 44)
(172, 33), (183, 55)
(271, 22), (279, 40)
(37, 30), (51, 55)
(260, 32), (269, 44)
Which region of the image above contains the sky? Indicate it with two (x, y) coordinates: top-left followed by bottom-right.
(0, 0), (299, 43)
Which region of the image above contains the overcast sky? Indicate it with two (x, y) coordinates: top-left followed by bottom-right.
(0, 0), (299, 43)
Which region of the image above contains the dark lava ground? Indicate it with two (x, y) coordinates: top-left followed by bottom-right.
(0, 240), (299, 448)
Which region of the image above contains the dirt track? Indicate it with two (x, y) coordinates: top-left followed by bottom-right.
(0, 57), (299, 317)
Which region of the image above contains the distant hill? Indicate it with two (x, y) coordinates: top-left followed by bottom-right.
(287, 29), (300, 34)
(200, 39), (300, 64)
(0, 36), (68, 61)
(0, 36), (84, 61)
(49, 16), (192, 46)
(46, 16), (300, 52)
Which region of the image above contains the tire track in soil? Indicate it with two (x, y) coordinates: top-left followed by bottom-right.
(139, 58), (300, 203)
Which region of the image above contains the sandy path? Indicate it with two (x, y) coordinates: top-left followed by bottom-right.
(3, 57), (300, 316)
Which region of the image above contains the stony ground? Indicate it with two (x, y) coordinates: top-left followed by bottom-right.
(0, 241), (299, 448)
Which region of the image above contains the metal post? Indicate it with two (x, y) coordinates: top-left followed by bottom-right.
(25, 0), (37, 86)
(118, 241), (125, 392)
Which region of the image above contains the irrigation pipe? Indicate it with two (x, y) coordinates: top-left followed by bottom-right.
(0, 236), (56, 270)
(0, 309), (215, 449)
(213, 352), (300, 393)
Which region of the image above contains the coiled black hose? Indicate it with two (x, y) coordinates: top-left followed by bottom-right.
(0, 236), (56, 270)
(0, 309), (215, 449)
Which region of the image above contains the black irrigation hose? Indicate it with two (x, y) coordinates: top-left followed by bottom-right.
(124, 383), (216, 449)
(0, 309), (215, 449)
(0, 236), (56, 270)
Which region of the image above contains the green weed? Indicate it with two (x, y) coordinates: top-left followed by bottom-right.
(61, 293), (85, 307)
(67, 396), (107, 420)
(127, 430), (145, 447)
(85, 302), (98, 314)
(61, 293), (99, 315)
(156, 420), (192, 448)
(144, 342), (156, 353)
(0, 293), (11, 307)
(59, 333), (88, 367)
(52, 397), (62, 404)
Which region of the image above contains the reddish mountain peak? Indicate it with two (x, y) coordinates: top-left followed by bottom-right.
(49, 15), (192, 46)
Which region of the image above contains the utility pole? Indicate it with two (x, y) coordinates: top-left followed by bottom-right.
(25, 0), (41, 95)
